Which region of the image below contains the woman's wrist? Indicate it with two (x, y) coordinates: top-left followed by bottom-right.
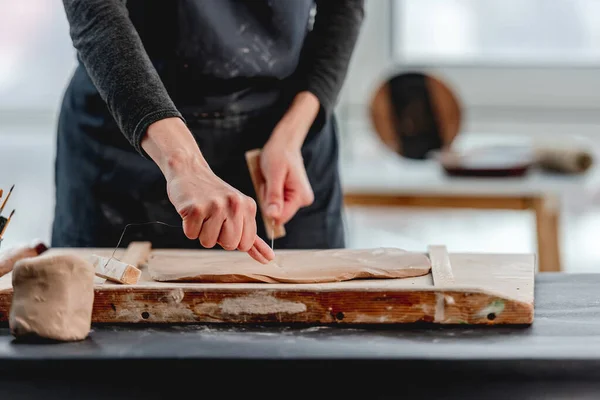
(269, 91), (320, 149)
(141, 117), (210, 180)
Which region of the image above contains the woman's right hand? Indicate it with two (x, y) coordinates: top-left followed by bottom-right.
(141, 118), (275, 264)
(166, 156), (274, 263)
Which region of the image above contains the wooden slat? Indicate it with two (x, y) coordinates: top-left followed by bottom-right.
(531, 196), (561, 272)
(428, 245), (454, 287)
(343, 193), (533, 210)
(91, 255), (141, 285)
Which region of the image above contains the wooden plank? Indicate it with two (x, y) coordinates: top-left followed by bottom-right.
(46, 246), (147, 283)
(0, 248), (534, 325)
(428, 245), (454, 287)
(343, 193), (533, 210)
(91, 255), (141, 285)
(245, 148), (286, 240)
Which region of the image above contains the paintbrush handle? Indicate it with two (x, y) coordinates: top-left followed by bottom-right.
(0, 210), (14, 238)
(0, 185), (14, 214)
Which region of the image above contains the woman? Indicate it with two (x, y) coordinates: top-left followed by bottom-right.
(54, 0), (364, 263)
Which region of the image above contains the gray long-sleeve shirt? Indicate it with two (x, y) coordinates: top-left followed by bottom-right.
(61, 0), (364, 156)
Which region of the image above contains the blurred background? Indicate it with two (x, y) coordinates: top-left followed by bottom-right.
(2, 0), (600, 272)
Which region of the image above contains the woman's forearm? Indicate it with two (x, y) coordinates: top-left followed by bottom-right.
(141, 118), (210, 181)
(62, 0), (183, 156)
(269, 91), (320, 149)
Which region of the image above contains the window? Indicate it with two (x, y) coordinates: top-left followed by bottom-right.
(391, 0), (600, 111)
(0, 1), (76, 111)
(394, 0), (600, 65)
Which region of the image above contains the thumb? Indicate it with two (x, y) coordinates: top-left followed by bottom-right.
(263, 168), (286, 219)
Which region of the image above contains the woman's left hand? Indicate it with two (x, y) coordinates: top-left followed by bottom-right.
(259, 91), (321, 225)
(260, 136), (314, 225)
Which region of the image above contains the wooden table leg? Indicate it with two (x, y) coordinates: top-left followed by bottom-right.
(532, 195), (562, 272)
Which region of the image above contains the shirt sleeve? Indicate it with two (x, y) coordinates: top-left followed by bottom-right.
(296, 0), (365, 119)
(62, 0), (184, 157)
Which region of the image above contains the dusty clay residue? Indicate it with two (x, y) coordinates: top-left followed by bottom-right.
(219, 293), (307, 315)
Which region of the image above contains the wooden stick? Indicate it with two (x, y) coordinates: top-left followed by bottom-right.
(120, 241), (152, 267)
(90, 242), (151, 285)
(245, 149), (286, 240)
(0, 185), (14, 215)
(90, 255), (141, 285)
(428, 245), (454, 287)
(0, 210), (15, 239)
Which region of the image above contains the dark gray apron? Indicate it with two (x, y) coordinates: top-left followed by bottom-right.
(51, 63), (345, 250)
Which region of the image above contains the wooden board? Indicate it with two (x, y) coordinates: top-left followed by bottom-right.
(0, 247), (535, 325)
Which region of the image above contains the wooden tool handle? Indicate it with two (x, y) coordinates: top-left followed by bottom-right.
(245, 149), (286, 240)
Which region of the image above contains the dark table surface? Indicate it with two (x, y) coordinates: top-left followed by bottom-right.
(2, 273), (600, 399)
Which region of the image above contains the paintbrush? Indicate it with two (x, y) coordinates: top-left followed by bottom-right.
(0, 210), (15, 240)
(0, 184), (14, 215)
(0, 209), (14, 239)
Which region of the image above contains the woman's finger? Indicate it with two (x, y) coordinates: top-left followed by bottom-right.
(247, 245), (269, 264)
(180, 205), (205, 239)
(238, 213), (256, 252)
(199, 214), (225, 248)
(279, 196), (302, 225)
(218, 201), (243, 250)
(217, 219), (242, 251)
(252, 235), (275, 261)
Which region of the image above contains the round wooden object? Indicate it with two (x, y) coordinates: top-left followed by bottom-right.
(369, 72), (462, 159)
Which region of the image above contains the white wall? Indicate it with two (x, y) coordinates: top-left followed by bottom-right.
(338, 0), (394, 110)
(336, 0), (397, 162)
